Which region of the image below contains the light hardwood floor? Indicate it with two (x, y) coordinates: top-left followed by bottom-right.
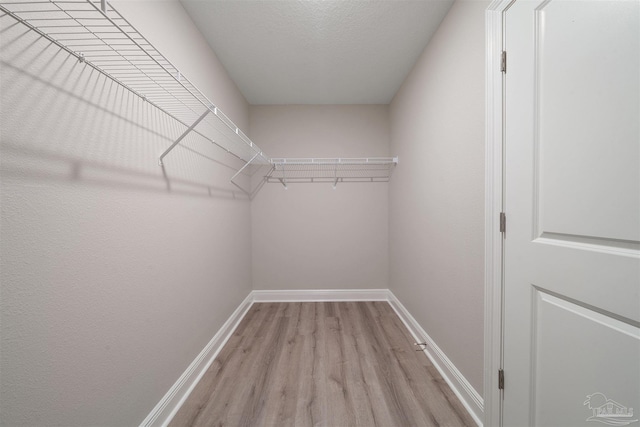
(170, 302), (476, 427)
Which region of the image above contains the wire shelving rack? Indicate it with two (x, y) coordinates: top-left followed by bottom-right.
(268, 157), (398, 189)
(0, 0), (268, 167)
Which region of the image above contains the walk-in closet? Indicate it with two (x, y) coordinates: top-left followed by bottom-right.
(1, 0), (637, 426)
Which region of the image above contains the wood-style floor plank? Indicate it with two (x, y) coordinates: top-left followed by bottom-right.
(169, 302), (476, 427)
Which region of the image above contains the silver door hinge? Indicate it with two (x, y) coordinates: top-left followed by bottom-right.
(501, 51), (507, 73)
(498, 369), (504, 390)
(500, 212), (506, 233)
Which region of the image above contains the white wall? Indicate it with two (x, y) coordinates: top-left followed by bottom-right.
(250, 105), (390, 291)
(389, 0), (489, 395)
(0, 1), (252, 425)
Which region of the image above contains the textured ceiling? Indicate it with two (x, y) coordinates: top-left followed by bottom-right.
(180, 0), (454, 105)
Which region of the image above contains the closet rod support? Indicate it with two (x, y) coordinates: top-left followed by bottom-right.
(158, 109), (210, 166)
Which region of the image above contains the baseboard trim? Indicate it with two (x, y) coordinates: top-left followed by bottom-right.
(387, 291), (484, 426)
(251, 288), (390, 302)
(139, 292), (254, 427)
(141, 289), (482, 427)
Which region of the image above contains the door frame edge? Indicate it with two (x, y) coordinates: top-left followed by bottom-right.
(484, 1), (512, 426)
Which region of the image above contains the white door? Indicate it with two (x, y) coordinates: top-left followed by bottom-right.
(503, 1), (640, 426)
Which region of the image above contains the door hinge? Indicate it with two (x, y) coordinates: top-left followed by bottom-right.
(500, 212), (506, 233)
(498, 369), (504, 390)
(501, 51), (507, 73)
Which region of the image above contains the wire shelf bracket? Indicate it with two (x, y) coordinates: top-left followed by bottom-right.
(158, 109), (210, 166)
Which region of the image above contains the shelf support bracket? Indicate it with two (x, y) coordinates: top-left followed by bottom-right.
(230, 151), (261, 183)
(229, 151), (262, 197)
(158, 109), (210, 166)
(279, 160), (288, 189)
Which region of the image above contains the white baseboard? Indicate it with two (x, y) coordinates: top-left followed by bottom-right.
(387, 291), (484, 426)
(141, 289), (482, 427)
(251, 288), (389, 302)
(139, 292), (254, 427)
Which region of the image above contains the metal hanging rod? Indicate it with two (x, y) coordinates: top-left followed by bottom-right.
(270, 157), (398, 166)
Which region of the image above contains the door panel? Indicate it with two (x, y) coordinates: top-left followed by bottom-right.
(504, 1), (640, 426)
(536, 0), (640, 244)
(533, 290), (640, 426)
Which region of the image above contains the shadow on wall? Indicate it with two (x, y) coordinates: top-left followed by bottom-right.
(0, 15), (253, 201)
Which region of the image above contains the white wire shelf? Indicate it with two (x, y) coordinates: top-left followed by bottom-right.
(267, 157), (398, 188)
(0, 0), (269, 167)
